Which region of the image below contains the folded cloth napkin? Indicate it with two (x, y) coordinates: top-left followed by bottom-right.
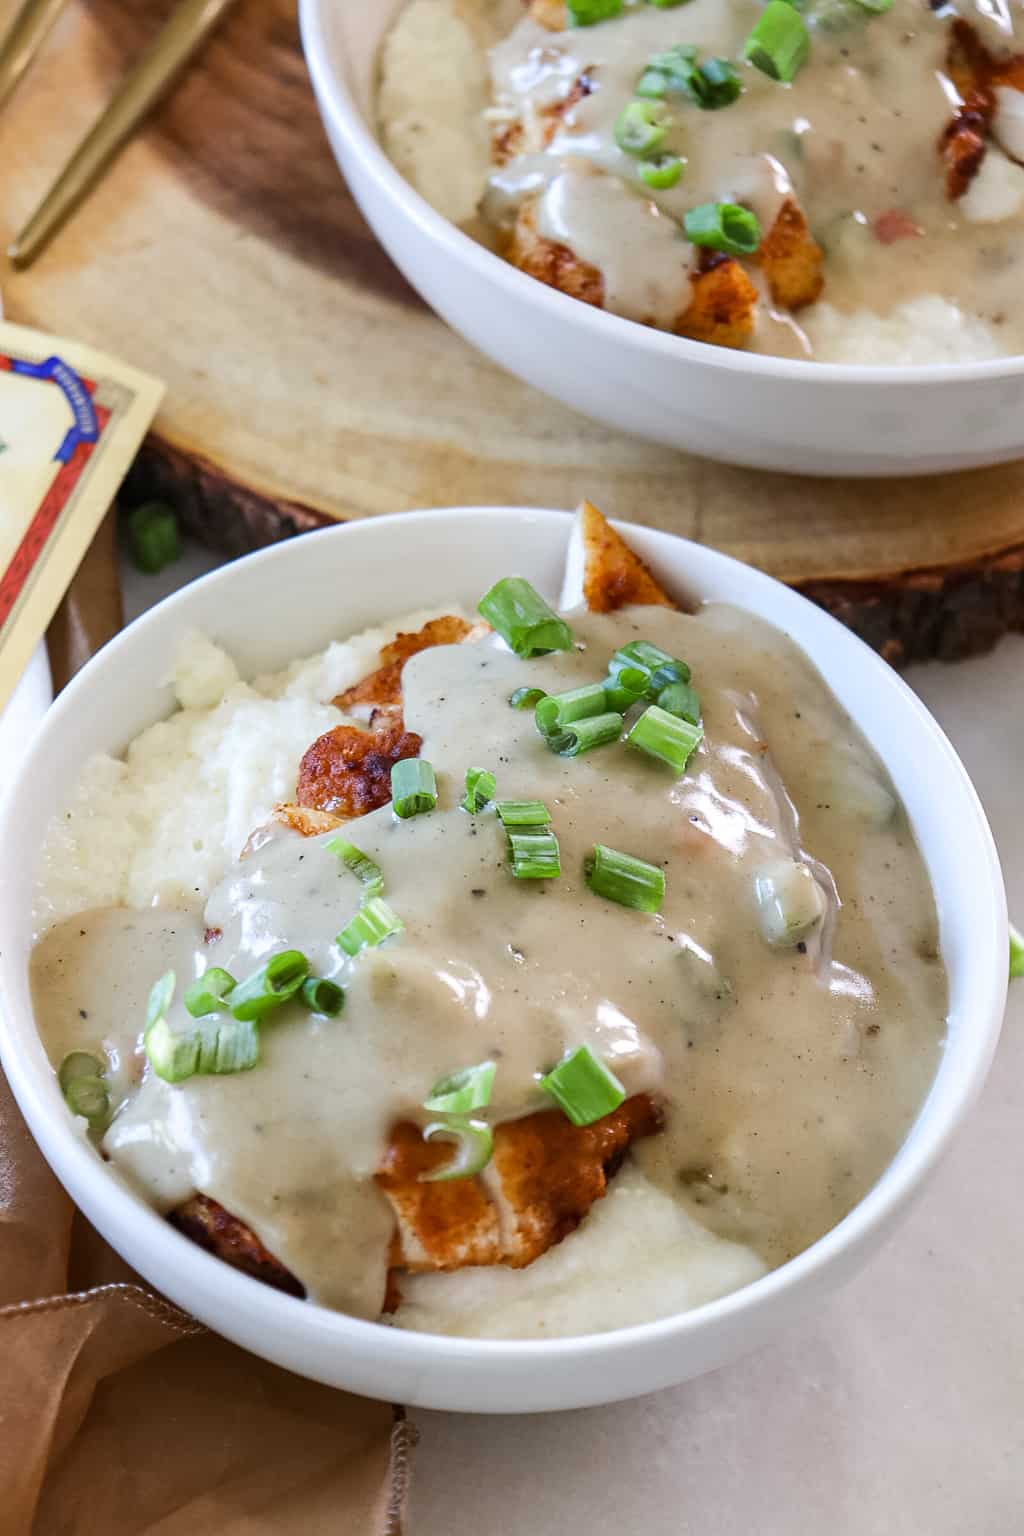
(0, 1067), (413, 1534)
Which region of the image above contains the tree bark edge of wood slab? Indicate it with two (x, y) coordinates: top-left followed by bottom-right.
(122, 437), (1024, 670)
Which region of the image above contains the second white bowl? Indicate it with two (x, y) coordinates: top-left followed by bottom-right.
(300, 0), (1024, 476)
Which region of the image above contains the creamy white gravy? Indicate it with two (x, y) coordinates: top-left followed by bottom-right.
(403, 0), (1024, 356)
(32, 604), (946, 1328)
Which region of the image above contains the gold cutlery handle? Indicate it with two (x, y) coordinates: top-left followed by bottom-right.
(0, 0), (70, 112)
(9, 0), (240, 268)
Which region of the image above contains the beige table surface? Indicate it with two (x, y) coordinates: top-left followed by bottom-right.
(125, 552), (1023, 1535)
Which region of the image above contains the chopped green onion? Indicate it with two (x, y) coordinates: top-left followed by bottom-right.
(496, 799), (551, 827)
(326, 836), (385, 898)
(510, 686), (547, 710)
(646, 0), (692, 8)
(58, 1050), (105, 1091)
(1010, 923), (1024, 980)
(301, 977), (345, 1015)
(626, 704), (703, 773)
(184, 967), (236, 1018)
(849, 0), (892, 11)
(477, 577), (573, 658)
(684, 202), (762, 256)
(535, 683), (609, 737)
(614, 100), (670, 157)
(461, 766), (497, 814)
(636, 67), (671, 97)
(809, 0), (871, 29)
(228, 950), (310, 1021)
(585, 842), (665, 912)
(424, 1060), (496, 1115)
(508, 827), (562, 879)
(639, 153), (684, 189)
(420, 1116), (494, 1181)
(744, 0), (811, 81)
(648, 44), (697, 71)
(64, 1074), (110, 1126)
(610, 640), (688, 686)
(693, 57), (742, 108)
(127, 501), (181, 575)
(547, 711), (624, 757)
(337, 897), (404, 956)
(146, 970), (175, 1032)
(754, 860), (826, 947)
(58, 1052), (109, 1130)
(391, 757), (438, 819)
(145, 1013), (260, 1083)
(567, 0), (622, 24)
(656, 680), (701, 724)
(649, 659), (691, 693)
(640, 47), (739, 109)
(541, 1044), (626, 1127)
(604, 664), (649, 713)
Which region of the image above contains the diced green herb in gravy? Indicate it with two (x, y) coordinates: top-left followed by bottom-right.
(378, 0), (1024, 359)
(31, 605), (946, 1326)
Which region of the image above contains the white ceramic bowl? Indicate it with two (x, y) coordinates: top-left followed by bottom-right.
(0, 509), (1007, 1412)
(299, 0), (1024, 477)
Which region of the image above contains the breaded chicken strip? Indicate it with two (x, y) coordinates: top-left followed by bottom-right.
(940, 18), (1024, 198)
(567, 498), (675, 613)
(510, 198), (759, 349)
(296, 716), (423, 818)
(334, 615), (478, 714)
(527, 0), (566, 29)
(755, 198), (825, 312)
(170, 1193), (306, 1297)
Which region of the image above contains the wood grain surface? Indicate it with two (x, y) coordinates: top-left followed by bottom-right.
(4, 0), (1024, 663)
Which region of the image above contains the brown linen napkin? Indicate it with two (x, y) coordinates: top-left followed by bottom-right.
(0, 1069), (411, 1534)
(1, 521), (413, 1536)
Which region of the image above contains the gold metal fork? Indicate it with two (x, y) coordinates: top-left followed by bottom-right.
(5, 0), (241, 269)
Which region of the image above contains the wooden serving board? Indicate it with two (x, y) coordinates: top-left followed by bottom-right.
(4, 0), (1024, 664)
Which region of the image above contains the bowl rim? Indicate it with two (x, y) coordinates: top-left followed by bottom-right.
(0, 507), (1007, 1395)
(298, 0), (1024, 389)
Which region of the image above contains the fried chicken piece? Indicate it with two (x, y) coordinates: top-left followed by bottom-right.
(509, 198), (758, 348)
(270, 803), (346, 838)
(172, 1097), (661, 1306)
(377, 1121), (503, 1270)
(334, 615), (476, 713)
(296, 717), (423, 818)
(938, 18), (1024, 198)
(484, 1093), (664, 1265)
(527, 0), (567, 29)
(570, 498), (676, 613)
(677, 252), (759, 349)
(756, 198), (825, 312)
(378, 1095), (662, 1278)
(170, 1194), (306, 1298)
(940, 100), (992, 199)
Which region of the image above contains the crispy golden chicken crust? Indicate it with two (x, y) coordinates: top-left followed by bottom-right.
(296, 717), (423, 818)
(678, 253), (760, 350)
(509, 199), (759, 349)
(379, 1096), (662, 1275)
(170, 1194), (306, 1298)
(940, 19), (1024, 198)
(576, 499), (675, 613)
(334, 615), (477, 713)
(527, 0), (566, 30)
(755, 198), (825, 312)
